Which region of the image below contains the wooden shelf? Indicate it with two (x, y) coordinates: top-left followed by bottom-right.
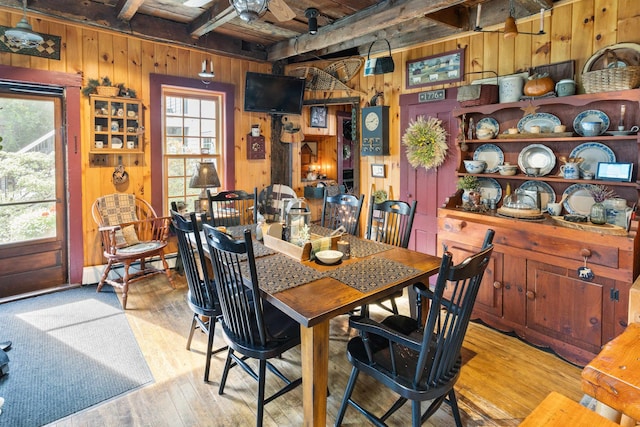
(90, 95), (143, 157)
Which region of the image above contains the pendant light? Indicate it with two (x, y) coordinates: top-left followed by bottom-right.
(198, 58), (215, 84)
(5, 0), (44, 49)
(230, 0), (269, 23)
(305, 8), (318, 35)
(474, 1), (546, 39)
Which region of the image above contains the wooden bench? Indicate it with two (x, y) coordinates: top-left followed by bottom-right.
(520, 391), (620, 426)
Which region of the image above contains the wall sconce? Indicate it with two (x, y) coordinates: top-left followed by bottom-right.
(305, 8), (318, 35)
(474, 1), (546, 39)
(198, 58), (215, 84)
(5, 0), (44, 49)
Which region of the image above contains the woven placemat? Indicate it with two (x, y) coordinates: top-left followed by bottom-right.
(327, 257), (422, 293)
(309, 224), (333, 236)
(342, 235), (393, 258)
(246, 253), (326, 294)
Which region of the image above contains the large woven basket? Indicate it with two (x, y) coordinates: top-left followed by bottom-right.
(96, 85), (120, 97)
(582, 50), (640, 93)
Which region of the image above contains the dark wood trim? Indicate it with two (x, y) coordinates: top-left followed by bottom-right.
(0, 64), (83, 284)
(149, 73), (235, 214)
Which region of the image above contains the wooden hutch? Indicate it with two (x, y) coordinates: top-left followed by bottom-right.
(437, 89), (640, 366)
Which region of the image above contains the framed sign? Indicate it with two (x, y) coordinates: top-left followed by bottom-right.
(406, 48), (465, 89)
(596, 162), (633, 182)
(310, 106), (327, 128)
(371, 163), (386, 178)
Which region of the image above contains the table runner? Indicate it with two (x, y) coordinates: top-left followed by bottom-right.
(327, 257), (422, 293)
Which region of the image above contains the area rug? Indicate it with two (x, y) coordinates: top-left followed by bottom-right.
(0, 285), (154, 426)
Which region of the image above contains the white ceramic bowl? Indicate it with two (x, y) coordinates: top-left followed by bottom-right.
(463, 160), (486, 174)
(315, 250), (343, 265)
(498, 165), (517, 176)
(476, 128), (495, 140)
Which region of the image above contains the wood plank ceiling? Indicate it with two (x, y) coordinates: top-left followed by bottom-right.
(1, 0), (555, 63)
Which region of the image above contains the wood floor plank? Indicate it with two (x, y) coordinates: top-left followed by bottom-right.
(47, 274), (583, 426)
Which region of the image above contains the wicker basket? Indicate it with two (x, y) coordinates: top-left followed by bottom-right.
(582, 50), (640, 93)
(96, 85), (120, 97)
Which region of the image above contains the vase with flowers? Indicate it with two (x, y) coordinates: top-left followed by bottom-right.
(589, 185), (617, 225)
(457, 175), (480, 204)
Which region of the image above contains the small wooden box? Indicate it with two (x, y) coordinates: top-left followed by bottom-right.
(263, 223), (339, 261)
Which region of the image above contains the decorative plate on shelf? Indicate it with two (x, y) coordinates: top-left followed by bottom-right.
(517, 144), (556, 176)
(517, 113), (561, 133)
(476, 117), (500, 136)
(562, 183), (598, 216)
(518, 180), (556, 212)
(573, 110), (610, 136)
(477, 177), (502, 203)
(473, 144), (504, 173)
(569, 142), (616, 173)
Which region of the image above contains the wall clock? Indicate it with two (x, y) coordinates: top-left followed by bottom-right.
(361, 106), (389, 156)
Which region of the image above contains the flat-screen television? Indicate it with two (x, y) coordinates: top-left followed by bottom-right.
(244, 72), (305, 115)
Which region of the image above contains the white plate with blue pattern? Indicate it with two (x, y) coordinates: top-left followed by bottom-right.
(473, 144), (504, 173)
(476, 117), (500, 136)
(573, 109), (610, 136)
(517, 113), (561, 133)
(569, 142), (615, 174)
(562, 183), (598, 216)
(477, 177), (502, 203)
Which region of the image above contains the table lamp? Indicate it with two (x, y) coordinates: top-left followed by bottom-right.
(189, 161), (220, 213)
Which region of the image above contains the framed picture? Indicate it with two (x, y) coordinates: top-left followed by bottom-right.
(371, 163), (386, 178)
(310, 106), (327, 128)
(406, 48), (465, 89)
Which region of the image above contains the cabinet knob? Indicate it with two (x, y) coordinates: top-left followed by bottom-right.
(493, 281), (502, 289)
(526, 290), (536, 300)
(443, 220), (466, 232)
(580, 248), (592, 258)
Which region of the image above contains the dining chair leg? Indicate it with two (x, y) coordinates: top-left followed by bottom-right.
(121, 261), (132, 309)
(97, 259), (114, 292)
(448, 389), (463, 427)
(412, 400), (421, 427)
(256, 359), (267, 427)
(186, 315), (198, 350)
(334, 367), (359, 426)
(159, 252), (175, 288)
(218, 349), (234, 395)
(204, 317), (215, 382)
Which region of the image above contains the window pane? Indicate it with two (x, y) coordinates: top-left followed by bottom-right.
(202, 100), (216, 119)
(184, 98), (200, 117)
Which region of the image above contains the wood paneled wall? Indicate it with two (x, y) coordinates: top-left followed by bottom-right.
(0, 7), (273, 267)
(1, 0), (639, 269)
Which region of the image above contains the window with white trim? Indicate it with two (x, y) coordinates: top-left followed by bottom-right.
(163, 88), (224, 213)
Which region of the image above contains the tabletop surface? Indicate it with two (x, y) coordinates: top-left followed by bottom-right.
(581, 322), (640, 420)
(196, 223), (442, 327)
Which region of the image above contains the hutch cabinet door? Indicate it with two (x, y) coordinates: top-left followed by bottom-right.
(526, 260), (604, 354)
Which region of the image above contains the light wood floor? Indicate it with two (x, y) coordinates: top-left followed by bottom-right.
(49, 273), (583, 427)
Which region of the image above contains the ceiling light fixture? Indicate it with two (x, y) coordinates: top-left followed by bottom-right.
(305, 8), (318, 35)
(198, 58), (215, 84)
(230, 0), (269, 23)
(474, 1), (546, 39)
(5, 0), (44, 49)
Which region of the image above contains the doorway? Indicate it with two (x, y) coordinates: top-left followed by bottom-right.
(399, 90), (459, 255)
(0, 91), (68, 297)
(337, 111), (359, 195)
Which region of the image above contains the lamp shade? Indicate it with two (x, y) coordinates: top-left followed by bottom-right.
(230, 0), (268, 23)
(189, 162), (220, 189)
(5, 16), (43, 49)
(503, 15), (518, 39)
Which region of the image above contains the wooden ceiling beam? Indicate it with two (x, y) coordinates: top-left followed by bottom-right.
(0, 0), (267, 60)
(116, 0), (145, 22)
(267, 0), (470, 62)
